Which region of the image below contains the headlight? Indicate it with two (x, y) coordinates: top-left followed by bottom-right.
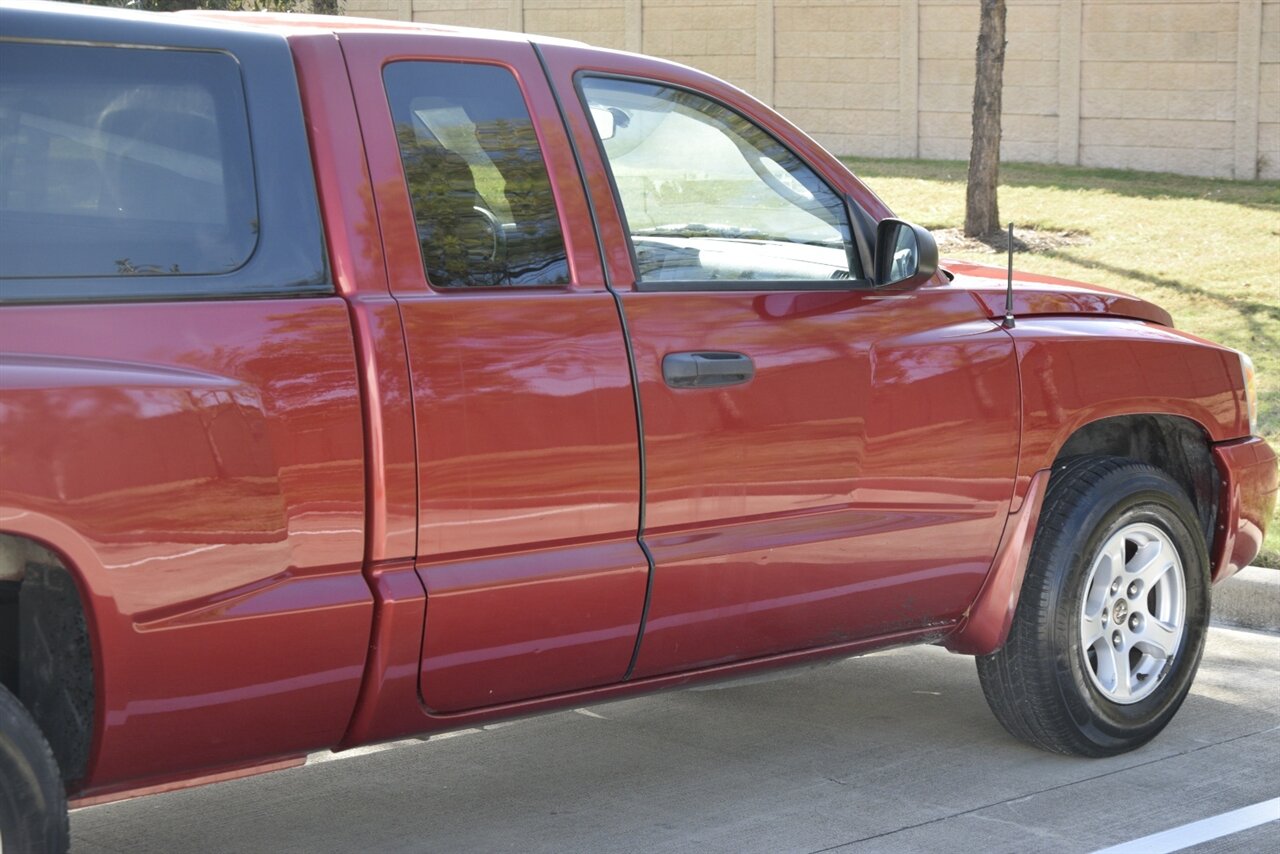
(1240, 352), (1259, 437)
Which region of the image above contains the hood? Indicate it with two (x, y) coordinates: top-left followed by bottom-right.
(942, 259), (1173, 328)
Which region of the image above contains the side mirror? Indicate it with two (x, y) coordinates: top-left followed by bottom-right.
(874, 218), (938, 288)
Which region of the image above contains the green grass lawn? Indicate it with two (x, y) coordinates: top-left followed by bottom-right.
(841, 157), (1280, 567)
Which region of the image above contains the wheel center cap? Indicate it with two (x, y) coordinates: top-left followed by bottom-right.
(1113, 599), (1128, 623)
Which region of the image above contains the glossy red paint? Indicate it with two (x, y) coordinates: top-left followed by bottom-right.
(339, 33), (647, 712)
(339, 560), (425, 748)
(291, 33), (418, 564)
(1003, 318), (1247, 497)
(3, 8), (1275, 804)
(539, 44), (1019, 675)
(0, 300), (371, 794)
(1211, 437), (1278, 582)
(948, 261), (1175, 328)
(617, 292), (1020, 676)
(946, 469), (1050, 655)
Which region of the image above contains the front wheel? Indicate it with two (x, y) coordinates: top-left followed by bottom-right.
(976, 456), (1210, 757)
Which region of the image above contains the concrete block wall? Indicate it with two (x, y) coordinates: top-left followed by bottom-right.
(1262, 1), (1280, 177)
(410, 0), (516, 29)
(773, 0), (901, 156)
(1080, 1), (1240, 178)
(525, 1), (629, 50)
(644, 1), (758, 94)
(341, 0), (1280, 180)
(342, 0), (404, 21)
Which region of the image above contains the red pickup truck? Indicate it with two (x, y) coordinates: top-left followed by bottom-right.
(0, 2), (1275, 850)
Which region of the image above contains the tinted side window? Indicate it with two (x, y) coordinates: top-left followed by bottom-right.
(383, 61), (569, 288)
(580, 77), (856, 285)
(0, 42), (258, 280)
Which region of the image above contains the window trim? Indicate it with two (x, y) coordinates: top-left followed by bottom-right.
(0, 18), (329, 304)
(573, 71), (873, 294)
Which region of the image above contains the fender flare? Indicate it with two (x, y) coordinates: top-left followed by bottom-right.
(945, 468), (1050, 656)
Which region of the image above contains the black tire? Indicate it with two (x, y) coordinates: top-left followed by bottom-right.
(976, 456), (1210, 757)
(0, 683), (69, 854)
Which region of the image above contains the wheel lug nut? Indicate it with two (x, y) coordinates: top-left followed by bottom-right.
(1112, 631), (1123, 649)
(1111, 579), (1122, 594)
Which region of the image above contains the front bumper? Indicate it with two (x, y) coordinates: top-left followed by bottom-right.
(1212, 436), (1278, 582)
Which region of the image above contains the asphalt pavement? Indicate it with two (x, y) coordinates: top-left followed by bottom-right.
(70, 617), (1280, 854)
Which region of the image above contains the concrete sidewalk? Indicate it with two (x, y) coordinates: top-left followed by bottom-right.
(1213, 565), (1280, 633)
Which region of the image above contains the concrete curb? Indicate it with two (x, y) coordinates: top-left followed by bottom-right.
(1212, 565), (1280, 633)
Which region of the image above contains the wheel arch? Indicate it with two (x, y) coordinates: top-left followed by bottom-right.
(1052, 414), (1219, 558)
(0, 526), (100, 794)
(950, 411), (1224, 656)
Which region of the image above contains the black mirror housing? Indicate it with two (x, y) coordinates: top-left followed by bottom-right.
(873, 218), (939, 288)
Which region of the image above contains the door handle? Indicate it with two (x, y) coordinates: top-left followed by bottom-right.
(662, 351), (755, 389)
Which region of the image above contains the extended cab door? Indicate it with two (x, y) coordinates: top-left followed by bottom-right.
(340, 34), (647, 712)
(540, 46), (1022, 678)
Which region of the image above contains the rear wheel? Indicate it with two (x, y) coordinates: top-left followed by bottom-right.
(0, 683), (69, 854)
(976, 456), (1210, 756)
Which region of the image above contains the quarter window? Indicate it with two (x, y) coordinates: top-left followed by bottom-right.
(0, 42), (259, 280)
(384, 61), (570, 288)
(580, 77), (857, 285)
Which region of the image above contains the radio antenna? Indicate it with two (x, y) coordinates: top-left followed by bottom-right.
(1003, 222), (1016, 329)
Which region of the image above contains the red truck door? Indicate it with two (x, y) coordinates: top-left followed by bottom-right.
(541, 47), (1022, 678)
(340, 34), (647, 713)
